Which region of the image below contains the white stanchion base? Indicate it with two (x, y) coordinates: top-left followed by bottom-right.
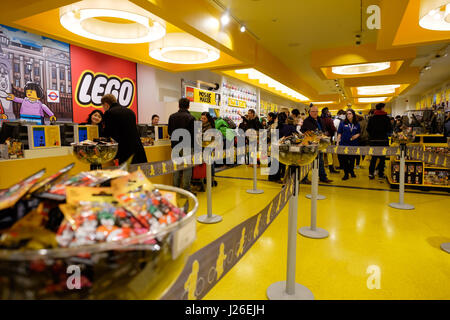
(306, 194), (326, 200)
(298, 227), (329, 239)
(441, 243), (450, 253)
(247, 189), (264, 194)
(266, 281), (314, 300)
(389, 202), (415, 210)
(197, 214), (223, 224)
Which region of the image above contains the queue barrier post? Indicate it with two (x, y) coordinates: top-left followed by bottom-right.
(267, 166), (314, 300)
(306, 154), (326, 200)
(247, 151), (264, 194)
(299, 156), (329, 239)
(197, 162), (223, 224)
(389, 144), (414, 210)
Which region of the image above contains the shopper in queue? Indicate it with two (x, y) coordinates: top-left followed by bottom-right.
(168, 98), (196, 192)
(269, 112), (296, 183)
(267, 112), (277, 130)
(444, 111), (450, 138)
(151, 114), (160, 126)
(367, 103), (392, 180)
(201, 111), (218, 186)
(355, 114), (369, 169)
(101, 94), (147, 165)
(301, 104), (333, 183)
(320, 107), (339, 173)
(80, 109), (105, 137)
(332, 109), (346, 170)
(336, 108), (360, 180)
(239, 109), (263, 131)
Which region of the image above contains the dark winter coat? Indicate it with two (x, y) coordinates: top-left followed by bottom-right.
(103, 103), (147, 164)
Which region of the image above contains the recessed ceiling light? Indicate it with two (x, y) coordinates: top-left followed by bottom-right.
(149, 33), (220, 64)
(419, 0), (450, 31)
(59, 3), (166, 44)
(310, 101), (335, 104)
(357, 97), (388, 103)
(234, 68), (309, 101)
(332, 62), (391, 75)
(357, 85), (401, 95)
(240, 25), (246, 32)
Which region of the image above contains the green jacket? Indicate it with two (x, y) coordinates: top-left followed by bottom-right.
(215, 118), (236, 141)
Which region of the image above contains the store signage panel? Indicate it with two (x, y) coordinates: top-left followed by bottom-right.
(228, 97), (246, 108)
(46, 90), (60, 103)
(70, 45), (138, 123)
(185, 86), (219, 106)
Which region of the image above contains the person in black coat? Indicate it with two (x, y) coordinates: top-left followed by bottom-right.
(367, 103), (392, 179)
(101, 94), (147, 165)
(168, 98), (196, 192)
(239, 109), (263, 131)
(300, 104), (333, 183)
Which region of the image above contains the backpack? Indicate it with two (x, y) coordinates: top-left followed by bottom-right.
(223, 117), (236, 129)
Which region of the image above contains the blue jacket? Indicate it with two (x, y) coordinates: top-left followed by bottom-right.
(338, 121), (361, 146)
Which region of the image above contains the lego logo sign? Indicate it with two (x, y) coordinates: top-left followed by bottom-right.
(70, 45), (138, 123)
(76, 70), (135, 108)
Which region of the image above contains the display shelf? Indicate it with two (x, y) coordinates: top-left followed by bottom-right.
(220, 81), (258, 127)
(388, 141), (449, 189)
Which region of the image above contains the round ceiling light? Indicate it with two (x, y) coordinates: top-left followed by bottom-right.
(149, 33), (220, 64)
(60, 2), (166, 43)
(357, 85), (401, 95)
(419, 0), (450, 31)
(357, 97), (388, 103)
(331, 62), (391, 75)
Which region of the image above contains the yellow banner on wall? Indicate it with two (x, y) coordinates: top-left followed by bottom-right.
(194, 88), (216, 105)
(228, 98), (246, 108)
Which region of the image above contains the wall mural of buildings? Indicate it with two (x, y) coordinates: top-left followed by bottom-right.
(0, 25), (72, 123)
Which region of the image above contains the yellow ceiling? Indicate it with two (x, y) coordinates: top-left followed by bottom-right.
(11, 7), (243, 72)
(378, 0), (450, 49)
(1, 0), (449, 107)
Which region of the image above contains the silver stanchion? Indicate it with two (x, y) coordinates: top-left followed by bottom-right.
(267, 167), (314, 300)
(389, 144), (414, 210)
(299, 157), (329, 239)
(441, 243), (450, 253)
(197, 163), (223, 224)
(247, 151), (264, 194)
(306, 155), (326, 200)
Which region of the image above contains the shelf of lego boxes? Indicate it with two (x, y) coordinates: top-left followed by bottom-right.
(221, 82), (258, 127)
(388, 144), (449, 188)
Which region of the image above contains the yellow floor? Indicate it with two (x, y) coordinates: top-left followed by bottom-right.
(190, 165), (450, 300)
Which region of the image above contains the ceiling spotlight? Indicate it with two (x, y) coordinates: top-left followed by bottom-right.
(240, 25), (246, 32)
(221, 13), (230, 25)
